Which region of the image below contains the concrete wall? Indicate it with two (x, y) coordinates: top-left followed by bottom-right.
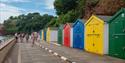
(0, 38), (16, 63)
(70, 28), (73, 47)
(104, 23), (109, 54)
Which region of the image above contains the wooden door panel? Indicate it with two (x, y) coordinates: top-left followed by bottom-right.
(110, 17), (125, 59)
(85, 24), (94, 52)
(93, 22), (103, 54)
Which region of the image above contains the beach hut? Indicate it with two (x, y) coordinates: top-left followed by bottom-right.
(46, 27), (58, 43)
(109, 8), (125, 59)
(46, 28), (50, 42)
(73, 19), (84, 49)
(63, 23), (73, 47)
(39, 30), (42, 41)
(85, 15), (111, 55)
(58, 25), (64, 45)
(44, 28), (47, 41)
(41, 30), (44, 41)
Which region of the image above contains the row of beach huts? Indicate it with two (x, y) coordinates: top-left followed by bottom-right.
(38, 8), (125, 59)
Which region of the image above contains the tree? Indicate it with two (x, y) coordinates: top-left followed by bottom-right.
(53, 0), (87, 25)
(54, 0), (78, 15)
(4, 13), (54, 34)
(46, 17), (58, 27)
(4, 16), (18, 34)
(73, 0), (86, 18)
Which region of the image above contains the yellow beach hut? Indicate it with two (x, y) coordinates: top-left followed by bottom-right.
(85, 15), (111, 55)
(41, 30), (44, 41)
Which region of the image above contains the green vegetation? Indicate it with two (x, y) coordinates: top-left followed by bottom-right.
(4, 13), (54, 34)
(52, 0), (87, 26)
(54, 0), (78, 15)
(4, 16), (18, 34)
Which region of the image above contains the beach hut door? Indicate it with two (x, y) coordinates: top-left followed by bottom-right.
(113, 18), (125, 59)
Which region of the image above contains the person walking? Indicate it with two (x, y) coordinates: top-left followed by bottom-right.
(0, 40), (2, 45)
(15, 33), (18, 40)
(32, 32), (38, 47)
(25, 33), (29, 43)
(20, 33), (24, 43)
(15, 33), (20, 42)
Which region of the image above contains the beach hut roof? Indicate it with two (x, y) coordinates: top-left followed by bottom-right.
(58, 24), (64, 29)
(109, 8), (125, 23)
(85, 15), (112, 25)
(48, 27), (58, 30)
(63, 23), (74, 29)
(73, 19), (85, 27)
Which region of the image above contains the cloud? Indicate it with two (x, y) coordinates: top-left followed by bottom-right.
(44, 0), (55, 9)
(0, 0), (57, 23)
(0, 0), (30, 3)
(0, 3), (24, 23)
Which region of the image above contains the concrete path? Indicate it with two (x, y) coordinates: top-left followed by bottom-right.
(4, 40), (67, 63)
(3, 38), (125, 63)
(38, 41), (125, 63)
(19, 42), (66, 63)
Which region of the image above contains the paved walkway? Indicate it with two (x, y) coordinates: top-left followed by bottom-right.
(19, 42), (66, 63)
(4, 38), (125, 63)
(37, 41), (125, 63)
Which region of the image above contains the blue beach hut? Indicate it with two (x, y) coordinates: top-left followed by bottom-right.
(73, 19), (84, 49)
(44, 28), (47, 41)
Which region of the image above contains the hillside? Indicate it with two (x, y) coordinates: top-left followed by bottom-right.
(84, 0), (125, 19)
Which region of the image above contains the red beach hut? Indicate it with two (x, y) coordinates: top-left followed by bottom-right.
(63, 23), (73, 47)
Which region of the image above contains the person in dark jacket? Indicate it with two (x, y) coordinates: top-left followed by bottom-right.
(25, 34), (29, 43)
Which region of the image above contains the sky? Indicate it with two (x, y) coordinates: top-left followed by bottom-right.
(0, 0), (56, 23)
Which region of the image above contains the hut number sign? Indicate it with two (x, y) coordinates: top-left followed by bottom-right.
(121, 13), (125, 17)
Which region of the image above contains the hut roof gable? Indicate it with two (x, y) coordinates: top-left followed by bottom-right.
(58, 24), (64, 30)
(73, 19), (85, 27)
(63, 23), (73, 29)
(48, 27), (58, 30)
(85, 15), (111, 25)
(109, 8), (125, 23)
